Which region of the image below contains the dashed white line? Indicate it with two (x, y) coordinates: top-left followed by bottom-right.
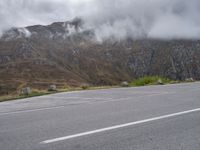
(0, 101), (89, 116)
(95, 92), (171, 104)
(41, 107), (200, 144)
(0, 106), (66, 116)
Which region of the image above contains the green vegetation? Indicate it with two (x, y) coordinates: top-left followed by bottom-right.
(19, 91), (49, 98)
(130, 76), (173, 86)
(81, 84), (90, 90)
(0, 90), (50, 102)
(0, 77), (194, 102)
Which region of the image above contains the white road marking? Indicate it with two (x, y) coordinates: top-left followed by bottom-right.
(0, 101), (90, 116)
(0, 106), (66, 116)
(95, 92), (171, 104)
(41, 107), (200, 144)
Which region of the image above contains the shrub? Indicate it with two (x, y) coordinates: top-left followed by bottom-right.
(130, 76), (171, 86)
(81, 84), (90, 90)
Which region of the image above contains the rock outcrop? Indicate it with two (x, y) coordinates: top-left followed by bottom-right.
(0, 19), (199, 95)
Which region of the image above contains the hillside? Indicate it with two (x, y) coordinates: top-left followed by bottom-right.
(0, 19), (200, 95)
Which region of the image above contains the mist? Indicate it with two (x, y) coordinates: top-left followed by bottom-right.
(0, 0), (200, 40)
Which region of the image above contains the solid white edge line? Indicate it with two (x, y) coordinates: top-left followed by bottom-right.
(41, 107), (200, 144)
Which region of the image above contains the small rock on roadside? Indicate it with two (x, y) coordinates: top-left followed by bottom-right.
(21, 87), (32, 95)
(48, 85), (57, 91)
(185, 78), (194, 82)
(121, 81), (129, 87)
(157, 79), (164, 85)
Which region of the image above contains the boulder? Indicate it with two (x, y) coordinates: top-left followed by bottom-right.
(48, 85), (57, 91)
(121, 81), (129, 87)
(185, 78), (194, 82)
(21, 87), (31, 95)
(157, 79), (164, 85)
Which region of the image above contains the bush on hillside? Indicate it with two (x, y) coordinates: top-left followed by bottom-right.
(130, 76), (172, 86)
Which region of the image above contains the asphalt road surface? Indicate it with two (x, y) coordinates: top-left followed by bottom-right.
(0, 82), (200, 150)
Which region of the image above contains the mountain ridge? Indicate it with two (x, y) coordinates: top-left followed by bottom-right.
(0, 19), (199, 95)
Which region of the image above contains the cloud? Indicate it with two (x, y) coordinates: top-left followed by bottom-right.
(0, 0), (200, 40)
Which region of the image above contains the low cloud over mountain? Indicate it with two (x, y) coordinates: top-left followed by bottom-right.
(0, 0), (200, 40)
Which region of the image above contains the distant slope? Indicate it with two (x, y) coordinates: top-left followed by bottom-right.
(0, 19), (200, 95)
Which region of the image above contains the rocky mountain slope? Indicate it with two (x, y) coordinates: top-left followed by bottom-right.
(0, 19), (199, 95)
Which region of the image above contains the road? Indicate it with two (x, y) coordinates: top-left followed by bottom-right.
(0, 82), (200, 150)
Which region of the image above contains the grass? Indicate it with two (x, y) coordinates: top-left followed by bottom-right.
(0, 77), (194, 102)
(0, 90), (51, 102)
(129, 76), (174, 87)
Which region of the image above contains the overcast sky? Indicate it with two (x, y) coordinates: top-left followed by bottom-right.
(0, 0), (200, 40)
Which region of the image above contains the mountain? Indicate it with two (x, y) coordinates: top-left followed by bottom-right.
(0, 18), (200, 95)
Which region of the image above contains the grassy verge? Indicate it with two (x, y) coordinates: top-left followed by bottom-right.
(0, 91), (50, 102)
(0, 77), (196, 102)
(129, 76), (176, 87)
